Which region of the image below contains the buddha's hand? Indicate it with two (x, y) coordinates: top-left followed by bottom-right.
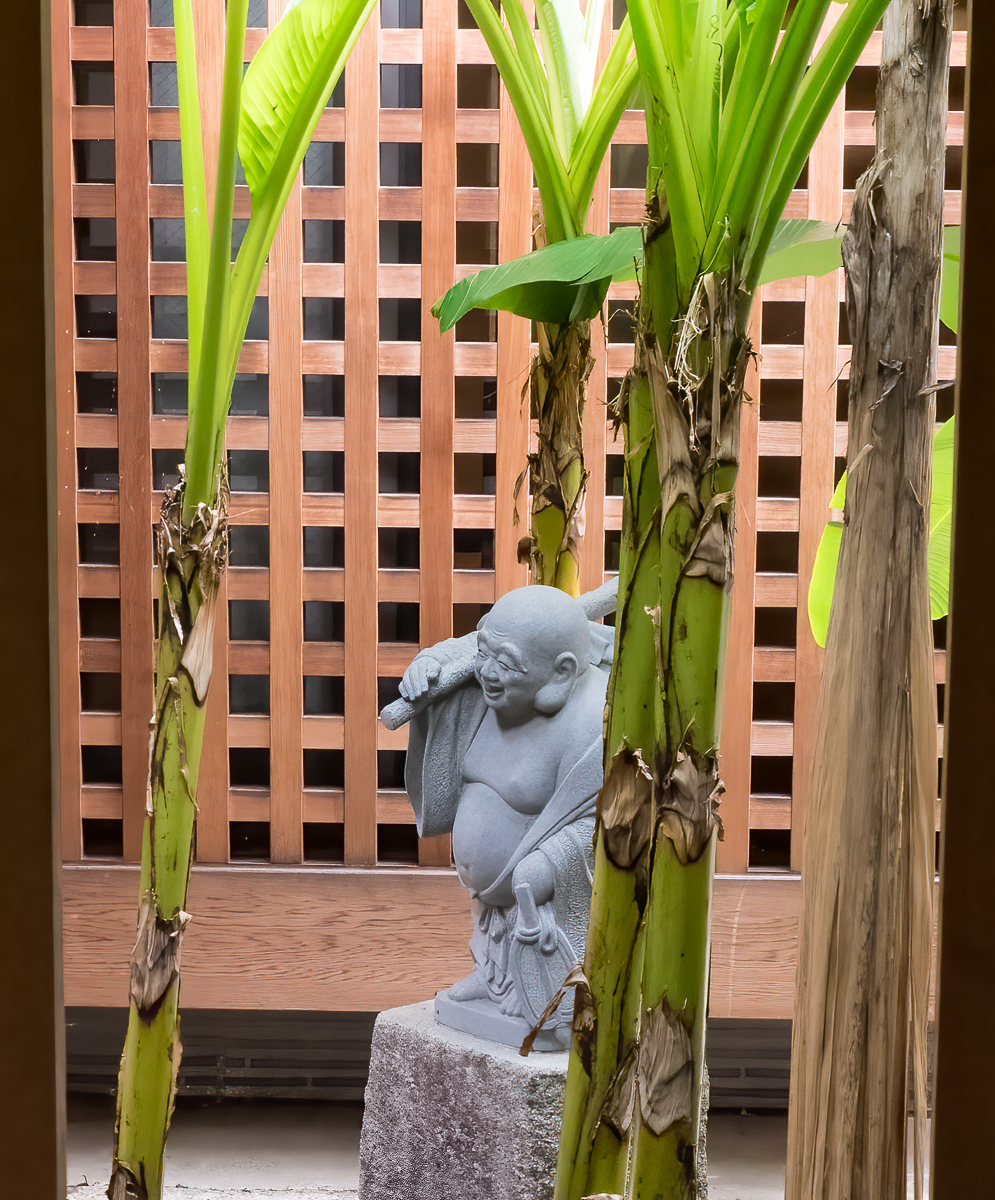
(512, 854), (557, 952)
(399, 654), (441, 702)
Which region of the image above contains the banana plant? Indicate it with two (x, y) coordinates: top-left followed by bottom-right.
(108, 2), (376, 1197)
(454, 0), (638, 593)
(550, 3), (890, 1198)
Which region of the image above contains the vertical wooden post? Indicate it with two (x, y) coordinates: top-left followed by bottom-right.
(932, 1), (995, 1189)
(418, 0), (457, 866)
(267, 0), (305, 864)
(791, 93), (844, 871)
(115, 0), (154, 863)
(579, 1), (612, 598)
(718, 300), (761, 875)
(54, 0), (82, 861)
(494, 7), (531, 599)
(343, 14), (380, 865)
(2, 0), (66, 1191)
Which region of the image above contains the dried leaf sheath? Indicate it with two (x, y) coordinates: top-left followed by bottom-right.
(521, 319), (595, 594)
(109, 484), (228, 1200)
(785, 3), (950, 1197)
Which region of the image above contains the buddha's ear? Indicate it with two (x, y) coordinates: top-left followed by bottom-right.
(534, 653), (579, 714)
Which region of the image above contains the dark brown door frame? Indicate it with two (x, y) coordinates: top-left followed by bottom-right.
(932, 3), (995, 1192)
(0, 1), (66, 1195)
(1, 2), (993, 1196)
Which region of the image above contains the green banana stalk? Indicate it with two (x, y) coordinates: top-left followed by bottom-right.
(108, 2), (377, 1195)
(555, 3), (890, 1196)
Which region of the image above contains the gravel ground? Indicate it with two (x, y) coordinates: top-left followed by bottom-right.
(68, 1188), (358, 1200)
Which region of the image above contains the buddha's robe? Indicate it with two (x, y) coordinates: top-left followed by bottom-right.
(404, 644), (605, 1026)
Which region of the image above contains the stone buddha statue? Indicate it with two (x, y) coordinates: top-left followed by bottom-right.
(391, 584), (612, 1051)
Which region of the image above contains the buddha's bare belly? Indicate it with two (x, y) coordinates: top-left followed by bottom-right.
(452, 782), (532, 905)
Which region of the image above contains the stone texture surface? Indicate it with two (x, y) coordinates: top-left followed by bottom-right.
(68, 1189), (357, 1199)
(359, 1000), (568, 1200)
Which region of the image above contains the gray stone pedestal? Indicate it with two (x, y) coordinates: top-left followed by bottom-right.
(359, 1000), (569, 1200)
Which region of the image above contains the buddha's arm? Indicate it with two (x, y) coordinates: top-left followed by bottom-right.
(381, 632), (478, 729)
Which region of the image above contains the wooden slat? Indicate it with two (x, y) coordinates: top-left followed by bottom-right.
(114, 0), (153, 862)
(750, 794), (792, 831)
(718, 300), (761, 873)
(791, 82), (846, 871)
(70, 25), (113, 59)
(493, 6), (532, 597)
(756, 573), (799, 607)
(579, 2), (612, 596)
(753, 722), (794, 756)
(416, 0), (458, 867)
(266, 0), (305, 865)
(342, 15), (380, 865)
(59, 864), (870, 1022)
(55, 0), (83, 860)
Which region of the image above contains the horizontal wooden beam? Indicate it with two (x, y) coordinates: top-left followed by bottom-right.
(64, 864), (804, 1018)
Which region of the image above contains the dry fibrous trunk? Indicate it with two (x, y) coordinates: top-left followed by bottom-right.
(785, 3), (951, 1198)
(519, 318), (594, 596)
(555, 201), (752, 1199)
(109, 482), (227, 1200)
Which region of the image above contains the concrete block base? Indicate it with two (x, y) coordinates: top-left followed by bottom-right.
(359, 1000), (568, 1200)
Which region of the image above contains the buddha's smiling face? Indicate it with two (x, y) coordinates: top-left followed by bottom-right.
(473, 622), (550, 721)
(472, 585), (593, 725)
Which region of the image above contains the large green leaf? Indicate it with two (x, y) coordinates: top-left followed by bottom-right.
(237, 0), (375, 200)
(535, 0), (592, 157)
(807, 473), (847, 648)
(940, 224), (960, 334)
(758, 218), (842, 285)
(929, 416), (954, 619)
(433, 217), (848, 332)
(807, 418), (956, 646)
(432, 226), (643, 330)
(227, 0), (376, 389)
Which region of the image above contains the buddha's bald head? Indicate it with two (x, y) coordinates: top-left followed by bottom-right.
(475, 586), (592, 720)
(481, 585), (591, 669)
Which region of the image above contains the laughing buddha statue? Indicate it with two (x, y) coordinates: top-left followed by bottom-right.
(392, 584), (612, 1051)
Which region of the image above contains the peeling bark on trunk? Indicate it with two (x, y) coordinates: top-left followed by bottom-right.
(109, 481), (228, 1200)
(555, 199), (753, 1198)
(519, 318), (594, 596)
(785, 4), (951, 1199)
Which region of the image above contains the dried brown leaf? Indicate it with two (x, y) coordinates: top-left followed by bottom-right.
(637, 1000), (694, 1136)
(519, 961), (592, 1059)
(599, 748), (655, 869)
(129, 897), (190, 1015)
(602, 1047), (637, 1137)
(659, 751), (723, 865)
(107, 1165), (145, 1200)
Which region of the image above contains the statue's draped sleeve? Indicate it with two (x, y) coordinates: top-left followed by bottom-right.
(404, 680), (487, 839)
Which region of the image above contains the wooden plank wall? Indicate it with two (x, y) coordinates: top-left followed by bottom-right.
(56, 3), (964, 1005)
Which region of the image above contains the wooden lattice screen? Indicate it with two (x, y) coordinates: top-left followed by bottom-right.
(54, 0), (965, 1014)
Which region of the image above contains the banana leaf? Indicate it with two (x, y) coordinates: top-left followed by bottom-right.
(432, 225), (643, 330)
(808, 417), (955, 646)
(940, 224), (960, 334)
(433, 218), (847, 331)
